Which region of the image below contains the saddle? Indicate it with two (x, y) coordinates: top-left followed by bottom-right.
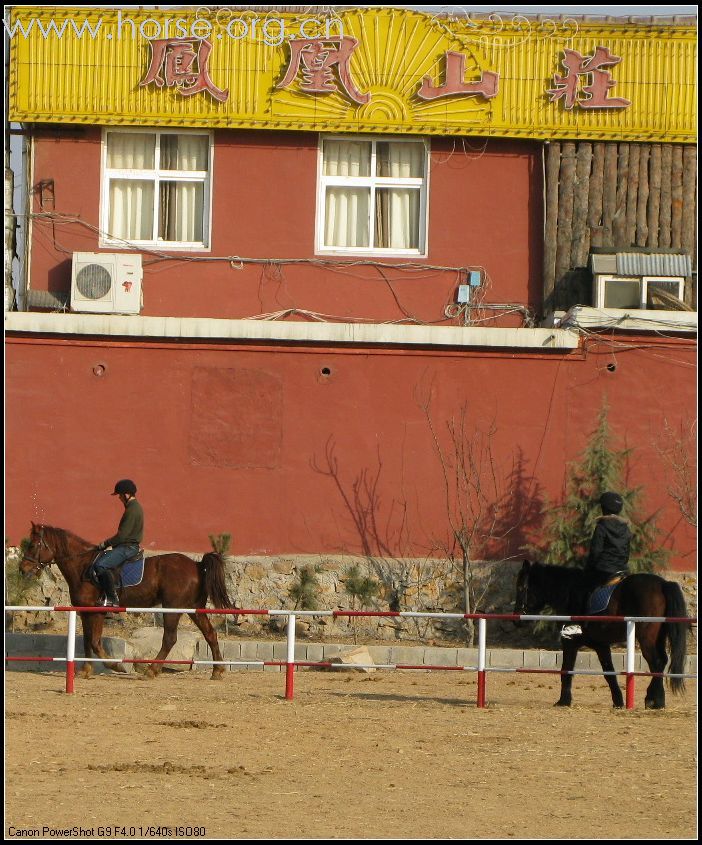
(587, 573), (627, 615)
(84, 548), (146, 591)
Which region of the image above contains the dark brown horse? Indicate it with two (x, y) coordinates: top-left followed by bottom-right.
(19, 522), (234, 680)
(514, 560), (689, 709)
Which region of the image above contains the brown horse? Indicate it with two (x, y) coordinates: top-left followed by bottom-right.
(514, 560), (689, 709)
(19, 522), (234, 680)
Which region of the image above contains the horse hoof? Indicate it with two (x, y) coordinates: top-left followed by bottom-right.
(211, 669), (226, 680)
(145, 668), (158, 680)
(645, 699), (665, 710)
(554, 700), (571, 707)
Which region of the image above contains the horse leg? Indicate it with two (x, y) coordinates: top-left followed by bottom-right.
(80, 613), (95, 679)
(87, 612), (129, 674)
(188, 612), (226, 680)
(641, 626), (667, 710)
(555, 639), (580, 706)
(592, 643), (624, 708)
(145, 613), (180, 678)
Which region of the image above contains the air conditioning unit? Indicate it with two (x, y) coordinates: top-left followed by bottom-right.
(70, 252), (143, 314)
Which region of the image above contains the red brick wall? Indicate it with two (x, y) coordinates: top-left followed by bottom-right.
(6, 334), (696, 570)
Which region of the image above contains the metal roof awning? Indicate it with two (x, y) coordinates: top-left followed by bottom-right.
(590, 250), (692, 277)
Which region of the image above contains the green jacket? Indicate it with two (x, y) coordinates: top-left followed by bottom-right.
(105, 498), (144, 547)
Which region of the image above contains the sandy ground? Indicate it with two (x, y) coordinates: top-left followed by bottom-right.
(4, 668), (697, 840)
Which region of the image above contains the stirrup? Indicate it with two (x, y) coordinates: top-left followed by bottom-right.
(99, 595), (119, 608)
(561, 624), (583, 639)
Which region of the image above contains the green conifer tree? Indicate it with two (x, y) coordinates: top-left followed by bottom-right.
(531, 401), (669, 573)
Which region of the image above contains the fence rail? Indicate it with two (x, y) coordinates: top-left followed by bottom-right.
(4, 605), (696, 708)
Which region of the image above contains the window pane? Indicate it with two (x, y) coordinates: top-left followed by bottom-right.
(375, 188), (420, 249)
(325, 187), (369, 247)
(108, 179), (154, 240)
(323, 140), (371, 177)
(646, 280), (683, 308)
(107, 133), (155, 169)
(159, 181), (205, 242)
(604, 279), (641, 309)
(376, 142), (424, 178)
(161, 134), (209, 171)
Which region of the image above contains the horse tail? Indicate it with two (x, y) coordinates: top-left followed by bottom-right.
(662, 579), (689, 695)
(200, 552), (234, 609)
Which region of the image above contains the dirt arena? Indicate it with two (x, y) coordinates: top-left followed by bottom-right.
(5, 667), (697, 840)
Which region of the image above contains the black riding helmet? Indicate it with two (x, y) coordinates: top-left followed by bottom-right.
(599, 491), (623, 515)
(112, 479), (137, 496)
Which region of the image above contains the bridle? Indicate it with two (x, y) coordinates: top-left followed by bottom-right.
(21, 527), (57, 574)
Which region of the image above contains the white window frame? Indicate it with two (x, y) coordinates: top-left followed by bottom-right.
(100, 127), (213, 251)
(316, 135), (429, 257)
(594, 274), (686, 310)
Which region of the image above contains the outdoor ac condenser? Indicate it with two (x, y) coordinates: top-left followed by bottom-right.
(70, 252), (143, 314)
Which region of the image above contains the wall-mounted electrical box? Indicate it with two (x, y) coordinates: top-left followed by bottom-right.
(457, 270), (481, 303)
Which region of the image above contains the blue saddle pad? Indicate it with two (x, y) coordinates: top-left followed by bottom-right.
(120, 556), (145, 588)
(588, 582), (619, 615)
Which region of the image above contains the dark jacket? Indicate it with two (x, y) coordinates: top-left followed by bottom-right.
(586, 514), (631, 580)
(104, 498), (144, 547)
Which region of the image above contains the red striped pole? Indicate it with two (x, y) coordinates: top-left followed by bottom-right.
(285, 613), (296, 700)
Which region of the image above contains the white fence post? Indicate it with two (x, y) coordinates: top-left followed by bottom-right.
(625, 620), (636, 709)
(285, 613), (296, 700)
(477, 617), (487, 707)
(65, 610), (77, 694)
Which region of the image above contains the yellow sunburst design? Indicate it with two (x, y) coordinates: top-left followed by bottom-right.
(271, 9), (496, 132)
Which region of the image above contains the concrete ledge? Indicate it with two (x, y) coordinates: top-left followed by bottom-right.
(5, 311), (581, 351)
(6, 634), (697, 677)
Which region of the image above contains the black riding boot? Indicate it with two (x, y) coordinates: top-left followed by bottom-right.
(97, 570), (120, 607)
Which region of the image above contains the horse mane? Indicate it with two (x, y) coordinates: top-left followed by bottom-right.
(39, 524), (94, 558)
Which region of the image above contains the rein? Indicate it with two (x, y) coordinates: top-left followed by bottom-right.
(24, 527), (93, 572)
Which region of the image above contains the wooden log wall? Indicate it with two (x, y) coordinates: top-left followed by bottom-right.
(543, 141), (697, 314)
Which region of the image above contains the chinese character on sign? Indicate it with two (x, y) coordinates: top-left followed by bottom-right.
(548, 46), (631, 110)
(418, 51), (499, 101)
(277, 37), (370, 105)
(140, 38), (229, 103)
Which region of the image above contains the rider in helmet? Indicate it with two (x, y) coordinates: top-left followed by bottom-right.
(561, 491), (632, 639)
(93, 479), (144, 607)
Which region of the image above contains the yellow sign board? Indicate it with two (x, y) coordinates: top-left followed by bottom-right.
(7, 7), (697, 142)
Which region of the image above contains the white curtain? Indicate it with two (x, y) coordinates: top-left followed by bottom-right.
(107, 133), (155, 169)
(107, 133), (206, 243)
(161, 134), (208, 171)
(324, 141), (370, 248)
(377, 142), (423, 178)
(160, 182), (204, 243)
(323, 140), (422, 249)
(108, 179), (154, 241)
(376, 142), (422, 249)
(159, 135), (206, 241)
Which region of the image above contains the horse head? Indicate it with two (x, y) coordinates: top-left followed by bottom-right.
(19, 522), (58, 578)
(513, 559), (547, 623)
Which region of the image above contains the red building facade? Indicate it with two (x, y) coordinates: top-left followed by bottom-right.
(6, 8), (697, 570)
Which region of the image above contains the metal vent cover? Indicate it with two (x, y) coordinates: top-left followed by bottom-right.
(75, 263), (112, 299)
